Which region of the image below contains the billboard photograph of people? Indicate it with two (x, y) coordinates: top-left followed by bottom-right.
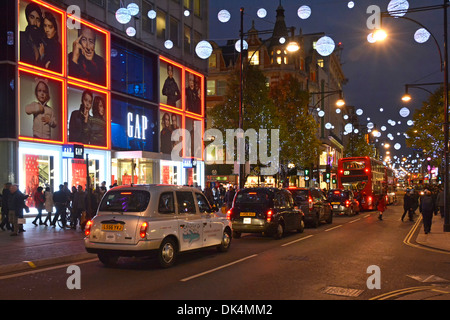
(67, 22), (107, 87)
(18, 0), (64, 75)
(160, 59), (182, 108)
(185, 71), (202, 115)
(160, 111), (182, 155)
(19, 69), (63, 142)
(67, 84), (108, 147)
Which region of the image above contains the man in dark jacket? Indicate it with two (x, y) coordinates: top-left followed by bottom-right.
(420, 189), (435, 234)
(52, 184), (69, 228)
(8, 185), (28, 236)
(0, 183), (12, 230)
(402, 190), (414, 222)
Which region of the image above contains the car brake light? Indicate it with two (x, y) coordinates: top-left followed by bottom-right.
(368, 196), (372, 205)
(345, 200), (350, 207)
(140, 221), (148, 239)
(226, 209), (233, 220)
(84, 220), (93, 236)
(309, 196), (313, 211)
(266, 210), (273, 222)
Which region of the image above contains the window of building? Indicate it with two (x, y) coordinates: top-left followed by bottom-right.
(184, 25), (192, 54)
(111, 35), (158, 102)
(156, 9), (166, 40)
(193, 0), (201, 17)
(142, 1), (155, 34)
(184, 0), (190, 9)
(107, 0), (120, 13)
(207, 80), (216, 96)
(170, 16), (180, 47)
(217, 80), (227, 96)
(208, 53), (216, 68)
(318, 59), (324, 68)
(89, 0), (104, 7)
(248, 50), (259, 65)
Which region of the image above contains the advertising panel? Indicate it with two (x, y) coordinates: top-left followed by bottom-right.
(18, 68), (64, 143)
(67, 83), (109, 148)
(160, 57), (182, 109)
(185, 70), (203, 115)
(160, 108), (182, 156)
(67, 20), (108, 88)
(18, 0), (65, 76)
(111, 95), (158, 152)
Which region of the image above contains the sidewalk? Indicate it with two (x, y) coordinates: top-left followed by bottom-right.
(0, 212), (449, 277)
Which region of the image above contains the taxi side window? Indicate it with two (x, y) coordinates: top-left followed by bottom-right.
(176, 191), (196, 214)
(196, 193), (211, 213)
(158, 192), (175, 214)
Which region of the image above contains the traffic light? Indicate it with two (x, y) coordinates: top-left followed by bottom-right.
(332, 175), (337, 184)
(304, 169), (310, 180)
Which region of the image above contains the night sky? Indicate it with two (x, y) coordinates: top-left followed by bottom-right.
(208, 0), (445, 164)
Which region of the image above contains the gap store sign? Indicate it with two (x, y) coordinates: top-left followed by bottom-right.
(111, 94), (158, 152)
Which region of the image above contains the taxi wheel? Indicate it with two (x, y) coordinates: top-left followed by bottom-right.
(158, 238), (177, 268)
(217, 229), (231, 252)
(296, 219), (305, 233)
(273, 223), (284, 240)
(98, 253), (119, 267)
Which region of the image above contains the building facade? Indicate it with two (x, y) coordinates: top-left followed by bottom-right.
(205, 4), (347, 189)
(0, 0), (209, 210)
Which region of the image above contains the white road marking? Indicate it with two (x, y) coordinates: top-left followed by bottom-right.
(281, 235), (314, 247)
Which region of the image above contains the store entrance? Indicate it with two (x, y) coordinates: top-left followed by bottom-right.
(112, 158), (154, 185)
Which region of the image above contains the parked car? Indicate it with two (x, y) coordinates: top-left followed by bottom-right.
(286, 187), (333, 227)
(327, 189), (360, 216)
(227, 188), (304, 239)
(84, 185), (232, 268)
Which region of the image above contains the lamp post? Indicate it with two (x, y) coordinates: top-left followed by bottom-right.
(237, 6), (300, 190)
(375, 1), (450, 231)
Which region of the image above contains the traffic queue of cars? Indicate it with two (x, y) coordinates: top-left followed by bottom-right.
(84, 185), (363, 269)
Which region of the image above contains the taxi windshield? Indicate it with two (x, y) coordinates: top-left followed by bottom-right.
(99, 190), (150, 212)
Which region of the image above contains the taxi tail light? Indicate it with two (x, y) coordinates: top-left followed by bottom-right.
(226, 208), (233, 220)
(345, 200), (350, 207)
(309, 196), (314, 211)
(367, 196), (372, 205)
(84, 220), (93, 236)
(266, 210), (273, 222)
(140, 221), (148, 239)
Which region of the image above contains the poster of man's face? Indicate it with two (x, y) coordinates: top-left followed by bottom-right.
(19, 0), (64, 74)
(160, 59), (182, 108)
(160, 111), (182, 155)
(185, 71), (202, 115)
(67, 85), (108, 147)
(19, 70), (63, 142)
(67, 22), (107, 87)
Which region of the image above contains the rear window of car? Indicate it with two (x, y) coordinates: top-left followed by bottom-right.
(289, 189), (309, 202)
(328, 190), (349, 201)
(235, 190), (269, 204)
(99, 190), (150, 212)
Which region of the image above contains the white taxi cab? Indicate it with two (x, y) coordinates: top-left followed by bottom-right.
(84, 184), (232, 268)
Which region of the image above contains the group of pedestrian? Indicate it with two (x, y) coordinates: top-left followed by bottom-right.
(201, 183), (236, 212)
(0, 181), (108, 235)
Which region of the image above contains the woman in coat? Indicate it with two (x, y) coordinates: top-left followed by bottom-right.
(43, 187), (54, 226)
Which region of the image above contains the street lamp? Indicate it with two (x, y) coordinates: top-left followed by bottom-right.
(374, 1), (450, 232)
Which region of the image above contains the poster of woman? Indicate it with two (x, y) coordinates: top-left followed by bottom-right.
(18, 0), (64, 75)
(185, 71), (202, 114)
(160, 111), (182, 155)
(19, 70), (63, 142)
(67, 85), (108, 147)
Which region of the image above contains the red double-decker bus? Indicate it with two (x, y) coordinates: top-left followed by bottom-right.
(337, 157), (394, 211)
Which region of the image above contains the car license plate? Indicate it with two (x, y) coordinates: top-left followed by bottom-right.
(240, 212), (256, 216)
(243, 218), (252, 224)
(101, 224), (124, 231)
(331, 202), (340, 205)
(333, 205), (338, 209)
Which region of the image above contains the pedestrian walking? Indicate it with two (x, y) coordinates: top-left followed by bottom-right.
(8, 184), (28, 236)
(52, 184), (69, 228)
(32, 186), (45, 226)
(436, 186), (445, 218)
(203, 183), (214, 206)
(71, 185), (86, 229)
(0, 183), (12, 231)
(377, 195), (386, 221)
(401, 190), (414, 222)
(224, 186), (235, 210)
(43, 186), (54, 226)
(420, 189), (435, 234)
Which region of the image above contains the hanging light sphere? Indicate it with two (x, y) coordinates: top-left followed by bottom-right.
(394, 143), (401, 150)
(235, 39), (248, 52)
(164, 40), (174, 49)
(297, 5), (311, 19)
(126, 26), (136, 37)
(195, 40), (213, 59)
(415, 28), (430, 43)
(399, 107), (410, 117)
(318, 110), (325, 117)
(325, 122), (332, 129)
(257, 8), (267, 18)
(315, 36), (335, 56)
(147, 10), (156, 19)
(348, 1), (355, 9)
(387, 0), (409, 17)
(127, 3), (139, 16)
(356, 108), (363, 115)
(218, 9), (231, 23)
(116, 8), (131, 24)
